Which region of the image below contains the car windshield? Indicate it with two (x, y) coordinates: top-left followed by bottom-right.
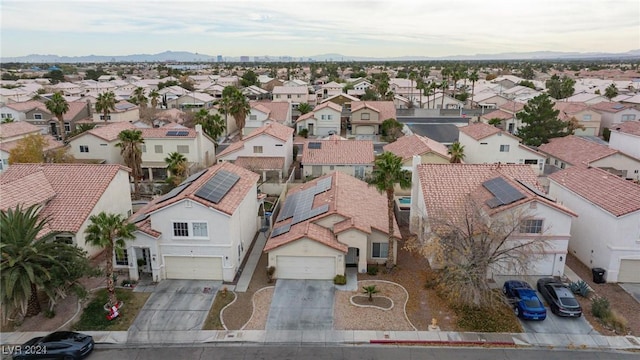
(560, 297), (579, 307)
(524, 299), (542, 308)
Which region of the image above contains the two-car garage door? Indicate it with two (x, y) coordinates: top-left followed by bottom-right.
(164, 256), (223, 280)
(276, 256), (336, 280)
(618, 259), (640, 283)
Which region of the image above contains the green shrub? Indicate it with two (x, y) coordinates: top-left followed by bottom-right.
(454, 303), (521, 333)
(298, 128), (309, 138)
(367, 265), (379, 276)
(569, 280), (592, 298)
(44, 310), (56, 319)
(333, 274), (347, 285)
(591, 296), (610, 319)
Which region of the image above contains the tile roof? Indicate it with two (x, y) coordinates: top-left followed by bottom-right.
(314, 101), (343, 112)
(301, 139), (374, 165)
(135, 161), (259, 219)
(234, 156), (284, 171)
(590, 101), (630, 113)
(538, 135), (617, 166)
(5, 100), (49, 113)
(63, 101), (90, 121)
(415, 163), (575, 219)
(140, 124), (196, 139)
(459, 122), (501, 140)
(264, 172), (399, 252)
(78, 122), (137, 142)
(217, 122), (293, 158)
(383, 134), (450, 162)
(0, 164), (129, 234)
(498, 101), (525, 113)
(250, 101), (290, 123)
(0, 121), (41, 139)
(611, 121), (640, 136)
(553, 102), (589, 120)
(549, 165), (640, 217)
(481, 109), (514, 121)
(351, 101), (396, 121)
(272, 86), (308, 95)
(0, 134), (63, 154)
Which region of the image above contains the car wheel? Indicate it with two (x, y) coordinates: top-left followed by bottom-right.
(63, 356), (74, 360)
(502, 286), (507, 295)
(514, 307), (520, 317)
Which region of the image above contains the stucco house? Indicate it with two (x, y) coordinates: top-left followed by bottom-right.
(554, 102), (602, 137)
(0, 163), (132, 257)
(609, 121), (640, 161)
(125, 162), (260, 282)
(458, 122), (547, 175)
(243, 101), (292, 135)
(67, 122), (138, 164)
(3, 99), (91, 139)
(0, 122), (64, 172)
(538, 135), (640, 181)
(264, 171), (400, 279)
(272, 86), (312, 108)
(315, 81), (344, 101)
(217, 122), (294, 183)
(295, 101), (342, 137)
(349, 101), (396, 135)
(382, 134), (450, 167)
(548, 166), (640, 283)
(469, 91), (510, 110)
(301, 139), (374, 179)
(480, 100), (526, 134)
(166, 92), (215, 110)
(92, 100), (139, 123)
(410, 161), (576, 278)
(590, 101), (640, 134)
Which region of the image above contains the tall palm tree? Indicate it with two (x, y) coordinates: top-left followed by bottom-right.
(448, 141), (465, 163)
(408, 71), (417, 108)
(194, 109), (225, 142)
(45, 92), (69, 142)
(416, 78), (425, 109)
(468, 70), (479, 108)
(165, 151), (188, 185)
(440, 80), (448, 110)
(368, 151), (411, 271)
(96, 91), (116, 123)
(84, 212), (136, 308)
(116, 129), (144, 199)
(222, 87), (250, 140)
(149, 89), (160, 109)
(131, 87), (148, 108)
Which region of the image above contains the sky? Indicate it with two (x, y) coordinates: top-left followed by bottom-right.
(1, 0), (639, 58)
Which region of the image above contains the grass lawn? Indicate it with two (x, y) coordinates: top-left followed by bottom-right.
(73, 289), (150, 331)
(202, 290), (236, 330)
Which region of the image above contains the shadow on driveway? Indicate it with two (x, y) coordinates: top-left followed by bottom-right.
(266, 280), (334, 330)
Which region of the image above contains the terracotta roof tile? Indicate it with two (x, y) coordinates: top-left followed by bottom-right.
(498, 101), (525, 113)
(553, 102), (589, 120)
(590, 101), (630, 113)
(79, 122), (137, 142)
(0, 122), (41, 139)
(0, 134), (63, 153)
(0, 164), (128, 234)
(250, 101), (290, 123)
(481, 109), (514, 121)
(140, 124), (196, 139)
(459, 122), (501, 140)
(351, 101), (396, 122)
(5, 100), (49, 113)
(301, 140), (374, 165)
(612, 121), (640, 136)
(538, 135), (617, 166)
(383, 134), (450, 162)
(549, 165), (640, 217)
(217, 122), (293, 158)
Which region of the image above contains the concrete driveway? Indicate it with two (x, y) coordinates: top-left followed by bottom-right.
(129, 280), (220, 332)
(519, 290), (597, 335)
(619, 283), (640, 304)
(266, 280), (335, 330)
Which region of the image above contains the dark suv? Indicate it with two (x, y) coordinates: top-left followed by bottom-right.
(536, 278), (582, 317)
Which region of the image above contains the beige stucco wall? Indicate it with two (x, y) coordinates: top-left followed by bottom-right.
(267, 238), (345, 278)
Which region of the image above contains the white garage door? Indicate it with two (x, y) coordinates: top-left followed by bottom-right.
(618, 259), (640, 283)
(164, 256), (223, 280)
(276, 256), (336, 280)
(356, 125), (375, 135)
(317, 127), (335, 137)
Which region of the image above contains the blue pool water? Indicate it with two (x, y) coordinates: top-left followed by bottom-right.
(398, 197), (411, 204)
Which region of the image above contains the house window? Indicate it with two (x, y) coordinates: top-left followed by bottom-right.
(115, 249), (129, 266)
(560, 162), (566, 169)
(321, 115), (326, 120)
(520, 219), (543, 234)
(173, 222), (189, 237)
(34, 113), (43, 120)
(372, 243), (389, 258)
(287, 94), (291, 99)
(275, 144), (283, 147)
(554, 159), (559, 166)
(622, 114), (636, 121)
(177, 145), (189, 154)
(480, 142), (488, 145)
(249, 115), (257, 121)
(64, 122), (71, 133)
(79, 145), (89, 153)
(253, 146), (263, 154)
(361, 112), (370, 120)
(329, 165), (335, 170)
(99, 115), (112, 121)
(192, 222), (208, 237)
(500, 145), (510, 152)
(354, 166), (365, 179)
(55, 235), (73, 244)
(141, 145), (147, 153)
(582, 114), (592, 121)
(155, 145), (163, 153)
(524, 159), (538, 165)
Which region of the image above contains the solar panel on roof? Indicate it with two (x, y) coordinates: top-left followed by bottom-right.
(157, 182), (190, 203)
(131, 213), (149, 223)
(515, 179), (556, 202)
(271, 224), (291, 237)
(482, 177), (525, 208)
(166, 130), (179, 136)
(276, 192), (298, 221)
(308, 142), (322, 149)
(176, 131), (189, 136)
(194, 170), (240, 204)
(183, 168), (207, 185)
(612, 104), (625, 110)
(315, 176), (332, 193)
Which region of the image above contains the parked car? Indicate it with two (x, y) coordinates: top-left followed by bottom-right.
(536, 278), (583, 317)
(12, 331), (94, 360)
(502, 280), (547, 320)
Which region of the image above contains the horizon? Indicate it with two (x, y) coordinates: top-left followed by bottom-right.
(1, 0), (639, 58)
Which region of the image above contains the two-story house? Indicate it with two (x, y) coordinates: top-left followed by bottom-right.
(315, 81), (344, 101)
(301, 139), (374, 179)
(295, 102), (342, 137)
(243, 101), (292, 136)
(272, 86), (312, 108)
(554, 102), (602, 136)
(459, 122), (547, 175)
(590, 101), (640, 134)
(349, 101), (396, 136)
(125, 162), (260, 282)
(548, 166), (640, 283)
(92, 100), (139, 123)
(609, 121), (640, 162)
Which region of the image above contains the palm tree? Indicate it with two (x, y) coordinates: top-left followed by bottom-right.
(604, 83), (618, 100)
(96, 91), (116, 123)
(131, 87), (147, 108)
(116, 129), (144, 199)
(362, 285), (380, 302)
(149, 89), (160, 109)
(416, 78), (425, 109)
(468, 70), (479, 108)
(297, 103), (313, 115)
(448, 141), (465, 163)
(45, 92), (69, 142)
(222, 87), (250, 140)
(440, 80), (448, 110)
(84, 212), (136, 308)
(165, 151), (188, 181)
(368, 152), (411, 271)
(194, 109), (226, 142)
(408, 71), (417, 107)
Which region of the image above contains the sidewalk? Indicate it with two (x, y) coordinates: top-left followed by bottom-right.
(2, 330), (639, 350)
(234, 230), (269, 292)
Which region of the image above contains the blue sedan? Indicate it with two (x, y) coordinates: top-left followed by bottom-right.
(503, 280), (547, 321)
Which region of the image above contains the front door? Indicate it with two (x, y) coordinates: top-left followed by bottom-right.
(308, 123), (314, 136)
(346, 247), (359, 267)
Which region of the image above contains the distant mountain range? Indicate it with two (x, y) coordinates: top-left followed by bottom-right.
(3, 49), (640, 63)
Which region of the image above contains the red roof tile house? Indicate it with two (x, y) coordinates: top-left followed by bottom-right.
(0, 163), (132, 257)
(410, 159), (576, 277)
(553, 101), (602, 137)
(609, 121), (640, 163)
(590, 101), (640, 134)
(548, 166), (640, 283)
(538, 135), (640, 180)
(349, 101), (396, 136)
(458, 122), (547, 175)
(264, 172), (400, 279)
(217, 122), (294, 187)
(126, 162), (260, 282)
(243, 101), (292, 136)
(0, 122), (64, 172)
(301, 139), (374, 180)
(383, 134), (450, 166)
(295, 102), (342, 137)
